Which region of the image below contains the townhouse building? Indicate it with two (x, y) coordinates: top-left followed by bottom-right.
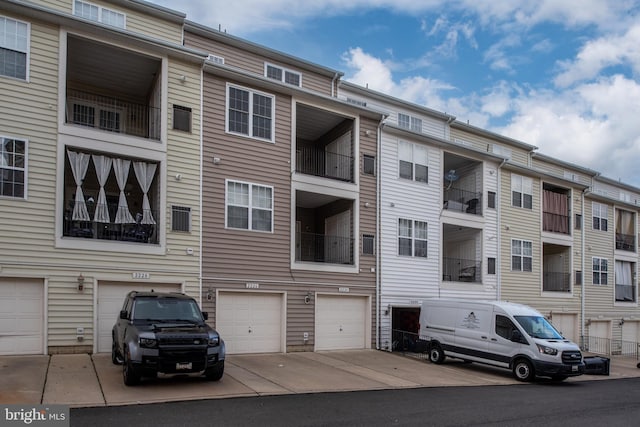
(183, 23), (384, 353)
(0, 0), (205, 355)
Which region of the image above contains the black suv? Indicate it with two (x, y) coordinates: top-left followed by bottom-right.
(112, 291), (225, 385)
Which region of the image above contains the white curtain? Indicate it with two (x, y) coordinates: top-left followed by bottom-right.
(92, 154), (112, 223)
(66, 150), (91, 221)
(615, 260), (633, 301)
(133, 161), (157, 225)
(113, 158), (135, 224)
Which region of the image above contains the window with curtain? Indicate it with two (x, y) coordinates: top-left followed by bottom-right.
(1, 136), (26, 198)
(592, 202), (608, 231)
(615, 209), (635, 251)
(615, 260), (634, 301)
(542, 189), (569, 233)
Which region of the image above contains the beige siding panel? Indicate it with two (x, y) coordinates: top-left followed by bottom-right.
(451, 128), (530, 166)
(184, 32), (334, 96)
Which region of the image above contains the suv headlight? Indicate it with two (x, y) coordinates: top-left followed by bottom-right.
(536, 344), (558, 356)
(139, 337), (157, 348)
(208, 336), (220, 347)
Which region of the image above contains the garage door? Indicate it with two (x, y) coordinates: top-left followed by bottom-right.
(551, 313), (578, 343)
(588, 320), (611, 355)
(0, 279), (44, 355)
(316, 295), (368, 351)
(217, 292), (283, 354)
(96, 282), (181, 353)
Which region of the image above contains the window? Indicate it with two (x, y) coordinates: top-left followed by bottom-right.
(226, 180), (273, 232)
(593, 257), (608, 285)
(488, 257), (496, 275)
(68, 100), (121, 132)
(495, 315), (518, 340)
(511, 174), (533, 209)
(592, 202), (608, 231)
(173, 105), (192, 132)
(227, 85), (274, 142)
(363, 154), (375, 176)
(615, 260), (635, 302)
(346, 97), (366, 107)
(0, 16), (29, 80)
(492, 144), (512, 160)
(511, 239), (532, 272)
(171, 206), (191, 232)
(398, 113), (422, 133)
(74, 1), (126, 28)
(1, 136), (26, 198)
(575, 213), (582, 230)
(488, 191), (496, 209)
(362, 234), (375, 255)
(575, 270), (582, 285)
(264, 63), (301, 87)
(398, 218), (427, 257)
(207, 54), (224, 64)
(398, 141), (428, 183)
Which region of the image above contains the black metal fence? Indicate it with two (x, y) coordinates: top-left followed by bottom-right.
(296, 146), (354, 182)
(581, 335), (640, 358)
(543, 272), (571, 292)
(443, 187), (482, 215)
(296, 232), (354, 265)
(442, 257), (481, 283)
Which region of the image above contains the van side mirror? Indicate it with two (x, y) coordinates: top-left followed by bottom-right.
(119, 310), (128, 320)
(202, 311), (208, 320)
(510, 330), (526, 343)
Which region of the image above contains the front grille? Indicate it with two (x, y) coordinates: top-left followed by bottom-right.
(561, 350), (582, 364)
(158, 349), (207, 373)
(158, 336), (207, 346)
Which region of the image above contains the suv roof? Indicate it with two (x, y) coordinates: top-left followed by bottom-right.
(128, 291), (193, 300)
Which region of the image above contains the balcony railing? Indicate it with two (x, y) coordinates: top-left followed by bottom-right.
(543, 212), (570, 234)
(442, 257), (481, 283)
(296, 146), (354, 182)
(66, 90), (161, 140)
(63, 204), (158, 244)
(296, 232), (354, 265)
(543, 272), (571, 292)
(443, 187), (482, 215)
(616, 233), (635, 251)
(615, 284), (636, 302)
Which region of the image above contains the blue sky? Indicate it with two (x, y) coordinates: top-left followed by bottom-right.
(150, 0), (640, 187)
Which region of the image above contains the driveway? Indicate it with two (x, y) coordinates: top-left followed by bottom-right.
(1, 350), (638, 408)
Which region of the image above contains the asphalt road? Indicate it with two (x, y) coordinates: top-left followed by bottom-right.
(71, 378), (640, 427)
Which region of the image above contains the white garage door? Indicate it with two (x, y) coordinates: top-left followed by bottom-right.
(316, 295), (368, 351)
(0, 279), (44, 355)
(96, 283), (181, 353)
(217, 292), (283, 354)
(588, 320), (611, 355)
(551, 313), (578, 343)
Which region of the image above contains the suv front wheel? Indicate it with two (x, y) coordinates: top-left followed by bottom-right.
(123, 347), (142, 386)
(205, 360), (224, 381)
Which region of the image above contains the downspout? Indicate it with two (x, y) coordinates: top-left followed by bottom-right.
(375, 117), (387, 350)
(581, 188), (589, 346)
(496, 158), (508, 301)
(331, 72), (339, 97)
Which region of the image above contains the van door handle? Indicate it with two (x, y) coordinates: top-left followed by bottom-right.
(491, 338), (497, 342)
(481, 336), (487, 339)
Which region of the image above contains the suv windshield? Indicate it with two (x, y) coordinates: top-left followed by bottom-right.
(132, 297), (204, 323)
(514, 315), (563, 340)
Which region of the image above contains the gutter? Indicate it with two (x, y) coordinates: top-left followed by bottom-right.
(375, 117), (388, 350)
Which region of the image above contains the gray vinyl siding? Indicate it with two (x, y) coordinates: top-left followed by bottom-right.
(184, 31), (334, 96)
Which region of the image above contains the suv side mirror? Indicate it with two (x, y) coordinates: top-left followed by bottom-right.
(119, 310), (128, 320)
(202, 311), (209, 320)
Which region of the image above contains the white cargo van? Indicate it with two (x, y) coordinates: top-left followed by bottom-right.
(418, 299), (585, 381)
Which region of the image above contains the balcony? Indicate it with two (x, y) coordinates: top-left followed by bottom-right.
(66, 90), (161, 140)
(64, 204), (158, 244)
(296, 145), (353, 182)
(442, 153), (483, 216)
(615, 284), (636, 302)
(295, 232), (354, 265)
(443, 187), (482, 215)
(616, 233), (635, 251)
(543, 272), (571, 292)
(442, 257), (481, 283)
(543, 185), (570, 234)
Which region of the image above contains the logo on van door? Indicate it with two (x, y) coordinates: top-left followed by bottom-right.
(462, 312), (480, 329)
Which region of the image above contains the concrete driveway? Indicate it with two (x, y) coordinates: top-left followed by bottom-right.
(1, 350), (638, 408)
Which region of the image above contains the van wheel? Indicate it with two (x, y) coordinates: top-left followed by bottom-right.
(428, 343), (445, 364)
(512, 359), (534, 382)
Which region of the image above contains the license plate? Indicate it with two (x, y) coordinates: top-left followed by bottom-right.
(176, 362), (192, 370)
(572, 365), (578, 372)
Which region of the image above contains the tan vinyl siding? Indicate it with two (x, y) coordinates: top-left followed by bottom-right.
(184, 31), (335, 96)
(584, 198), (615, 314)
(450, 128), (530, 166)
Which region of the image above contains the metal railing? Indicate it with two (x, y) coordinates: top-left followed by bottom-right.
(443, 187), (482, 215)
(581, 335), (639, 358)
(615, 233), (635, 251)
(391, 329), (428, 360)
(543, 212), (570, 234)
(296, 232), (354, 265)
(442, 257), (481, 283)
(543, 272), (571, 292)
(66, 89), (161, 140)
(296, 146), (354, 182)
(615, 284), (637, 302)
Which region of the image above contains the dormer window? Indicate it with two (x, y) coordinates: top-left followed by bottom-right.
(265, 63), (301, 87)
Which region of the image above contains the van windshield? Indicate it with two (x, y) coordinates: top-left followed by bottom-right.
(514, 316), (563, 340)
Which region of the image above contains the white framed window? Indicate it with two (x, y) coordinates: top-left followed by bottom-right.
(226, 84), (275, 142)
(593, 257), (608, 285)
(67, 99), (122, 133)
(492, 144), (512, 160)
(264, 63), (301, 87)
(592, 202), (608, 231)
(226, 180), (273, 232)
(0, 16), (29, 80)
(207, 54), (224, 65)
(73, 1), (126, 28)
(398, 141), (428, 183)
(398, 218), (428, 257)
(1, 136), (26, 198)
(511, 174), (532, 209)
(511, 239), (532, 272)
(398, 113), (422, 133)
(615, 260), (635, 301)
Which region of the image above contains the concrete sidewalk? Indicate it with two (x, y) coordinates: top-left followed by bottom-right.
(1, 350), (639, 408)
